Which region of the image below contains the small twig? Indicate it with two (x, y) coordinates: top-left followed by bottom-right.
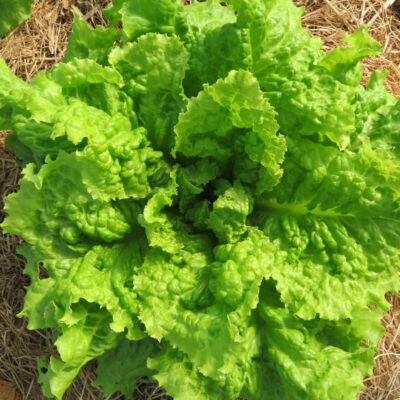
(324, 0), (344, 18)
(83, 5), (101, 21)
(71, 4), (101, 21)
(360, 0), (366, 24)
(366, 9), (382, 27)
(25, 379), (34, 399)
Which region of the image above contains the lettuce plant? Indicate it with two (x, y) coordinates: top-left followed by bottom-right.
(0, 0), (33, 36)
(1, 0), (400, 399)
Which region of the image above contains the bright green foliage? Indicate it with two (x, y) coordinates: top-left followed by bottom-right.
(109, 33), (190, 150)
(93, 338), (159, 397)
(0, 0), (33, 36)
(1, 1), (399, 399)
(63, 11), (120, 65)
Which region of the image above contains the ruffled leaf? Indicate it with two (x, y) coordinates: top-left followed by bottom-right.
(0, 0), (33, 36)
(255, 136), (400, 319)
(94, 338), (159, 397)
(174, 69), (286, 193)
(110, 33), (189, 151)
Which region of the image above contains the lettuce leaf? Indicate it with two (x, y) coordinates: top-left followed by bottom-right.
(63, 11), (121, 65)
(254, 135), (400, 319)
(110, 33), (189, 151)
(0, 0), (33, 36)
(242, 281), (382, 400)
(94, 338), (159, 397)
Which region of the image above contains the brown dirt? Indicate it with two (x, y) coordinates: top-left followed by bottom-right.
(1, 0), (400, 399)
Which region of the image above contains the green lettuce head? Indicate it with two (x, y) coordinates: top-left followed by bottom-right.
(1, 0), (399, 399)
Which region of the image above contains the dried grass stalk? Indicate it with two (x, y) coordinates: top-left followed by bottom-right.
(0, 0), (110, 81)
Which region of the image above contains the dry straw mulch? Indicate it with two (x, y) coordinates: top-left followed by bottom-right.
(0, 0), (110, 81)
(295, 0), (400, 95)
(1, 0), (400, 399)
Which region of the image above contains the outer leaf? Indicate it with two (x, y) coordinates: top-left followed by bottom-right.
(110, 33), (189, 151)
(255, 136), (400, 319)
(2, 152), (133, 260)
(47, 58), (137, 125)
(180, 0), (236, 38)
(0, 0), (33, 36)
(353, 71), (400, 157)
(228, 0), (366, 149)
(0, 59), (28, 129)
(318, 26), (382, 85)
(94, 338), (159, 397)
(18, 243), (144, 333)
(63, 11), (120, 65)
(268, 66), (358, 149)
(118, 0), (183, 40)
(48, 58), (123, 87)
(229, 0), (321, 84)
(352, 70), (397, 145)
(180, 0), (248, 96)
(1, 59), (137, 165)
(241, 282), (381, 400)
(38, 307), (122, 400)
(148, 344), (229, 400)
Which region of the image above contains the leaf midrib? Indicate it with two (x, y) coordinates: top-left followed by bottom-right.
(255, 198), (400, 224)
